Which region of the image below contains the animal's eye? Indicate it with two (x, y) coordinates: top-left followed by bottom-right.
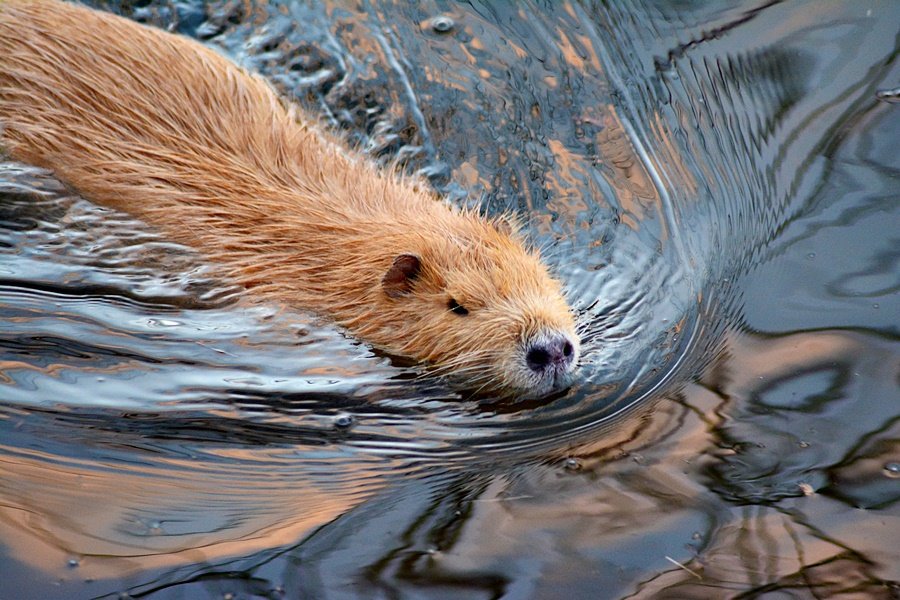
(447, 298), (469, 316)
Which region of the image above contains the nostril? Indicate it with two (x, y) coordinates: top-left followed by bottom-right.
(526, 336), (576, 373)
(526, 346), (551, 371)
(526, 336), (577, 373)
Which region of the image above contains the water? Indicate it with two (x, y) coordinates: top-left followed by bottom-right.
(1, 1), (897, 598)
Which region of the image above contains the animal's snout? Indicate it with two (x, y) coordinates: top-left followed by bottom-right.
(525, 334), (576, 374)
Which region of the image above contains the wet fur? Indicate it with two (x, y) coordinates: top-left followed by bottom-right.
(0, 0), (579, 396)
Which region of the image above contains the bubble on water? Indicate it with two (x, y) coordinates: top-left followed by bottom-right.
(884, 462), (900, 479)
(67, 558), (80, 568)
(147, 318), (181, 328)
(333, 413), (354, 429)
(430, 16), (455, 33)
(564, 457), (581, 471)
(875, 87), (900, 103)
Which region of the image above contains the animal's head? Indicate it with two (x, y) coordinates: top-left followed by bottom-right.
(371, 214), (580, 399)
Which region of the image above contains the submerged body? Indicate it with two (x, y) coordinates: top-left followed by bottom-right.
(0, 0), (579, 397)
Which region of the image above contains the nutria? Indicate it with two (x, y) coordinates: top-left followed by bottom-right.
(0, 0), (580, 398)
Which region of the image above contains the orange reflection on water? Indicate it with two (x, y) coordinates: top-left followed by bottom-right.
(0, 442), (379, 579)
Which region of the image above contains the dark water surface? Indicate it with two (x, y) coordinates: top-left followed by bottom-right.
(1, 1), (898, 598)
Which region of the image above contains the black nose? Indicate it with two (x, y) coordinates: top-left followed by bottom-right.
(526, 335), (575, 373)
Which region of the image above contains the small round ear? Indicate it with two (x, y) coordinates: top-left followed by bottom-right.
(381, 253), (421, 298)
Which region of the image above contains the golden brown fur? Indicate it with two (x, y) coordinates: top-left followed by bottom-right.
(0, 0), (579, 397)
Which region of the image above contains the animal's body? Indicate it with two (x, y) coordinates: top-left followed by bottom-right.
(0, 0), (579, 397)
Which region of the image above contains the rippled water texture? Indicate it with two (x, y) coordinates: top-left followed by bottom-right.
(1, 1), (898, 598)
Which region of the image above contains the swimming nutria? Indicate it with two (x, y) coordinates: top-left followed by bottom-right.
(0, 0), (580, 398)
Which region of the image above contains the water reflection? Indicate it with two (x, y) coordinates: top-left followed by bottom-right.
(1, 0), (897, 598)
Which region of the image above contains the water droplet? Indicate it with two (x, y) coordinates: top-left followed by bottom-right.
(333, 413), (353, 429)
(67, 558), (80, 568)
(147, 318), (181, 327)
(872, 303), (879, 309)
(798, 441), (810, 448)
(564, 457), (581, 471)
(884, 462), (900, 478)
(430, 16), (455, 33)
(876, 87), (900, 103)
(806, 252), (816, 260)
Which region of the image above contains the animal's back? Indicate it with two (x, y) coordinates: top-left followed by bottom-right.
(0, 0), (382, 224)
(0, 0), (428, 291)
